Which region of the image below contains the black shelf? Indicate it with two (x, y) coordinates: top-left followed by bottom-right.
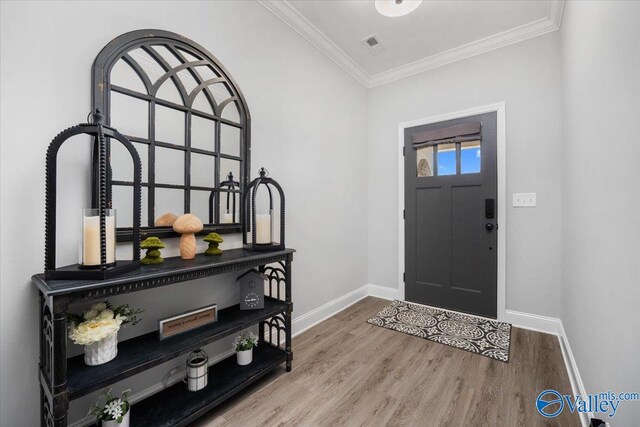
(67, 298), (289, 400)
(33, 248), (295, 303)
(130, 345), (287, 427)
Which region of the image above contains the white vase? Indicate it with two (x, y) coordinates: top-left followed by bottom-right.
(236, 349), (253, 366)
(85, 333), (118, 366)
(102, 410), (129, 427)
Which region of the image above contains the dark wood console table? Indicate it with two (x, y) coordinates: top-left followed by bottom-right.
(33, 248), (295, 426)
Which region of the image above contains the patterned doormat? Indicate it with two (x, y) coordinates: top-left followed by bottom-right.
(367, 300), (512, 362)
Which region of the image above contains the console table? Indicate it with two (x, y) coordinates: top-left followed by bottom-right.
(32, 248), (295, 426)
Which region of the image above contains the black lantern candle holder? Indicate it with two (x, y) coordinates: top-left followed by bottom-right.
(210, 172), (240, 224)
(44, 110), (142, 280)
(243, 167), (285, 251)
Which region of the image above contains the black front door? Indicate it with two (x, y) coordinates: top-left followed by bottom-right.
(404, 112), (498, 318)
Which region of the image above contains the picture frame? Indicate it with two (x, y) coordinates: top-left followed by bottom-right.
(158, 304), (218, 340)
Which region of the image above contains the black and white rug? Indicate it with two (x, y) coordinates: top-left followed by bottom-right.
(367, 300), (512, 362)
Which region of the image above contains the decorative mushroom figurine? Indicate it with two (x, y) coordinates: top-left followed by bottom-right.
(203, 232), (224, 256)
(172, 214), (204, 260)
(155, 212), (178, 227)
(140, 236), (166, 265)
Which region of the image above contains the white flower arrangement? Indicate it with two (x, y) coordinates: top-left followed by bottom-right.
(67, 301), (143, 346)
(233, 331), (259, 352)
(89, 388), (130, 423)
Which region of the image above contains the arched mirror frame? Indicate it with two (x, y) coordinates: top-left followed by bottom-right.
(92, 29), (250, 241)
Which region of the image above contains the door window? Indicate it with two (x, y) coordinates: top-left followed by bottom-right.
(416, 139), (481, 177)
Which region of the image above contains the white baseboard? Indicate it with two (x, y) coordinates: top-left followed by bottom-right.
(291, 285), (369, 336)
(366, 283), (403, 301)
(505, 309), (561, 335)
(557, 322), (592, 427)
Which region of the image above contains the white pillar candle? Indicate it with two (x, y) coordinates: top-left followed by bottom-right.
(221, 211), (233, 224)
(255, 213), (271, 244)
(82, 213), (116, 266)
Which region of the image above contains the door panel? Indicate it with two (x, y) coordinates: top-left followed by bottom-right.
(451, 185), (483, 293)
(405, 112), (497, 318)
(415, 187), (446, 289)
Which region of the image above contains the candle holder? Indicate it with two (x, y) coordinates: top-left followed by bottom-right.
(211, 171), (240, 224)
(44, 110), (142, 280)
(242, 167), (285, 252)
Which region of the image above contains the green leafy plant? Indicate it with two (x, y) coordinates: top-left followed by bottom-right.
(89, 388), (130, 423)
(233, 331), (259, 352)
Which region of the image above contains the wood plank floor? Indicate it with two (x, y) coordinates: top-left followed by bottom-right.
(194, 297), (579, 427)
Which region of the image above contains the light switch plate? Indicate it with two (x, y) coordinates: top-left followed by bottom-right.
(513, 192), (536, 207)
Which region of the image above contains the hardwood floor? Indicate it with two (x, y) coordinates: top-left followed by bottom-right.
(194, 297), (579, 427)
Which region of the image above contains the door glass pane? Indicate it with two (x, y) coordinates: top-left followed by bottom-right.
(416, 146), (434, 177)
(437, 143), (456, 176)
(461, 140), (481, 174)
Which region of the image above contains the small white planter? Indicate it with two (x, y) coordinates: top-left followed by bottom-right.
(85, 333), (118, 366)
(102, 410), (129, 427)
(236, 349), (253, 366)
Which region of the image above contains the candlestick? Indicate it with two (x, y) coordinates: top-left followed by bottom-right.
(81, 209), (116, 266)
(255, 213), (271, 244)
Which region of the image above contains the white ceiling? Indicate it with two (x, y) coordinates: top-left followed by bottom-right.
(260, 0), (564, 88)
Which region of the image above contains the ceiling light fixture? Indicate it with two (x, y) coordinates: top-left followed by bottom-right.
(375, 0), (422, 18)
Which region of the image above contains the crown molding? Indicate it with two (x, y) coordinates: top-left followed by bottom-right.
(260, 0), (564, 89)
(369, 0), (564, 87)
(258, 0), (370, 87)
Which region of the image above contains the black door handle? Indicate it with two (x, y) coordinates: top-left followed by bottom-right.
(485, 223), (495, 231)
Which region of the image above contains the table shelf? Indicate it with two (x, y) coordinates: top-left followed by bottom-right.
(67, 298), (289, 400)
(130, 345), (287, 427)
(34, 248), (295, 426)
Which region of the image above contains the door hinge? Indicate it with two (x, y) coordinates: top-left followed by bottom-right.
(403, 272), (406, 282)
(403, 146), (406, 156)
(403, 209), (405, 219)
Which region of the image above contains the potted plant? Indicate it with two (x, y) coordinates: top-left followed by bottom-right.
(89, 388), (131, 427)
(68, 301), (143, 366)
(233, 331), (258, 366)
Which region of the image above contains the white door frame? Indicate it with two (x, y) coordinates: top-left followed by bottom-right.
(397, 102), (507, 321)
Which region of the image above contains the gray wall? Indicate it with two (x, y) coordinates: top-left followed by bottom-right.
(366, 32), (564, 318)
(561, 1), (640, 425)
(0, 2), (368, 425)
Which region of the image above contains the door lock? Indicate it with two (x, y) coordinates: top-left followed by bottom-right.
(485, 223), (495, 231)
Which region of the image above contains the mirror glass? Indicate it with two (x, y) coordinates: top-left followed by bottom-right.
(155, 188), (184, 223)
(220, 124), (241, 157)
(190, 189), (213, 223)
(96, 34), (249, 237)
(155, 106), (185, 145)
(191, 116), (216, 152)
(155, 147), (184, 185)
(191, 154), (215, 188)
(111, 92), (148, 139)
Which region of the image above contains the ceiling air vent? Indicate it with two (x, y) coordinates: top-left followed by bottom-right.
(362, 34), (386, 55)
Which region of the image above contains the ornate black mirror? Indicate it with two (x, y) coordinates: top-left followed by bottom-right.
(92, 29), (250, 240)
